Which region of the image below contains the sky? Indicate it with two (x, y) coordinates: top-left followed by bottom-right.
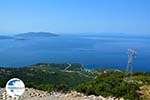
(0, 0), (150, 34)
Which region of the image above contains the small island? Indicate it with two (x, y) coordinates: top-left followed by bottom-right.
(0, 36), (14, 39)
(15, 32), (59, 38)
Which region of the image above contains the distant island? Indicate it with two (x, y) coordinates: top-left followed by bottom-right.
(0, 36), (14, 39)
(0, 32), (59, 40)
(15, 32), (59, 38)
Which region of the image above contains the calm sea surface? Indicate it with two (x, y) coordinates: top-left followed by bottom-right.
(0, 34), (150, 71)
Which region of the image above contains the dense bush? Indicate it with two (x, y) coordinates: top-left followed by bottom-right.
(76, 72), (140, 100)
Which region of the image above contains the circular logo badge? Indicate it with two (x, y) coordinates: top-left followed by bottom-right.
(6, 78), (25, 97)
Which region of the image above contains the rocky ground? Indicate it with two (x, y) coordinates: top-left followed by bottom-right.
(0, 88), (124, 100)
(138, 85), (150, 100)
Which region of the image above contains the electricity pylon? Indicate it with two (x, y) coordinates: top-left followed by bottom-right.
(126, 48), (136, 77)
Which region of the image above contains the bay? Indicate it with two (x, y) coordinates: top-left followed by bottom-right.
(0, 34), (149, 72)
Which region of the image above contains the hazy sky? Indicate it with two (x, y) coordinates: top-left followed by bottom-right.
(0, 0), (150, 34)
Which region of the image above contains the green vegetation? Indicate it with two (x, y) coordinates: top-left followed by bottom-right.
(0, 63), (150, 99)
(76, 72), (140, 100)
(0, 63), (93, 92)
(32, 63), (84, 71)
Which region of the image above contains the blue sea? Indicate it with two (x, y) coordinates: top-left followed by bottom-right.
(0, 34), (150, 72)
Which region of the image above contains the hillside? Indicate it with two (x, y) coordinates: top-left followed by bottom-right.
(0, 63), (150, 99)
(0, 63), (94, 92)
